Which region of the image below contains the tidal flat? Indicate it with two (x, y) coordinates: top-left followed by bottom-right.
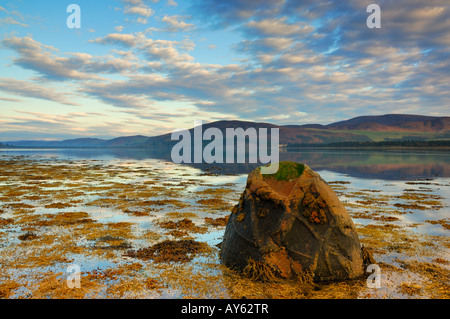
(0, 154), (448, 299)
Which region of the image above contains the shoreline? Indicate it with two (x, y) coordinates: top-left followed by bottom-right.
(0, 154), (448, 299)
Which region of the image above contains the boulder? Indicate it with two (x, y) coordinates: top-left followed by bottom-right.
(220, 161), (367, 281)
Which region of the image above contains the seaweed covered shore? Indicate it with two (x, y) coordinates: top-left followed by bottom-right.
(0, 155), (448, 299)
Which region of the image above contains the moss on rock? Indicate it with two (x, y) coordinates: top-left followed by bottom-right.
(261, 161), (305, 181)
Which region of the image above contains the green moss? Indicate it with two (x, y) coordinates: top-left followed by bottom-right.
(260, 161), (305, 181)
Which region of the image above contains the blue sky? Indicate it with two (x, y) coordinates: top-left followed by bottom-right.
(0, 0), (449, 140)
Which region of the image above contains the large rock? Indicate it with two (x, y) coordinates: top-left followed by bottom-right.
(220, 161), (367, 281)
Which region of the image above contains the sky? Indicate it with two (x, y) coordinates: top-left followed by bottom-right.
(0, 0), (449, 141)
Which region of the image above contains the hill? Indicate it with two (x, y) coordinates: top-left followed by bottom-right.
(103, 135), (150, 147)
(4, 138), (107, 148)
(2, 114), (449, 148)
(134, 115), (450, 147)
(323, 114), (450, 132)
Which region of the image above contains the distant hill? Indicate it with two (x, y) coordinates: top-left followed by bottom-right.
(143, 120), (280, 147)
(103, 135), (150, 147)
(4, 138), (107, 148)
(141, 120), (372, 146)
(2, 114), (449, 148)
(323, 114), (450, 132)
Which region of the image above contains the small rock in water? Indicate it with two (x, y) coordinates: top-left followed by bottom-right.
(220, 161), (370, 281)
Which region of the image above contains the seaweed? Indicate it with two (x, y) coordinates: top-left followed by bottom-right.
(204, 216), (229, 227)
(18, 231), (38, 241)
(125, 239), (211, 263)
(242, 259), (279, 282)
(425, 219), (450, 230)
(0, 155), (448, 299)
(93, 235), (132, 250)
(157, 218), (208, 235)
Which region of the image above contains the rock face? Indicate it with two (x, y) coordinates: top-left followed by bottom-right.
(220, 161), (366, 281)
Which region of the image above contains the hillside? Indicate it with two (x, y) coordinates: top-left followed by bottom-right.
(324, 114), (450, 132)
(103, 135), (150, 147)
(2, 114), (449, 148)
(142, 120), (373, 147)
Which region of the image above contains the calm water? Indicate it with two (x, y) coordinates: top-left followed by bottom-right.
(1, 147), (450, 180)
(1, 148), (449, 236)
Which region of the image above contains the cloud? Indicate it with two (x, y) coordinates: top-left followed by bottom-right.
(0, 5), (29, 27)
(0, 16), (28, 27)
(82, 88), (160, 109)
(92, 32), (196, 63)
(2, 36), (146, 81)
(262, 37), (293, 51)
(124, 6), (154, 17)
(0, 96), (23, 102)
(235, 37), (294, 57)
(67, 52), (141, 74)
(191, 0), (286, 26)
(121, 0), (155, 25)
(91, 33), (139, 47)
(3, 0), (450, 135)
(161, 15), (195, 32)
(0, 78), (79, 106)
(12, 111), (80, 125)
(1, 36), (99, 81)
(246, 17), (313, 36)
(187, 0), (450, 122)
(136, 17), (148, 24)
(0, 111), (125, 140)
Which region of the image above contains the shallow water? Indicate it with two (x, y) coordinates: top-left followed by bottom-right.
(0, 148), (448, 299)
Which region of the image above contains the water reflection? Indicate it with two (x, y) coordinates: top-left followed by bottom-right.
(1, 147), (449, 180)
(281, 149), (450, 180)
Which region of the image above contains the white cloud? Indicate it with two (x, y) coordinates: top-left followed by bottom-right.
(91, 33), (139, 47)
(0, 16), (28, 27)
(124, 6), (154, 17)
(3, 0), (450, 134)
(0, 78), (79, 106)
(247, 17), (313, 36)
(263, 37), (293, 51)
(136, 17), (148, 24)
(162, 15), (195, 32)
(0, 96), (23, 102)
(92, 32), (196, 64)
(2, 36), (100, 81)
